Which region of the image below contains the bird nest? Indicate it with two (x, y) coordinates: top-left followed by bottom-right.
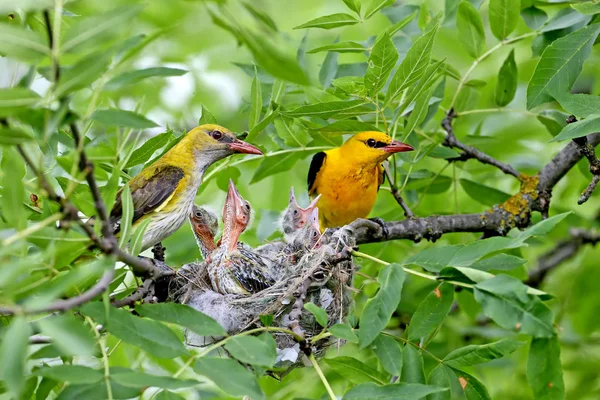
(168, 227), (356, 370)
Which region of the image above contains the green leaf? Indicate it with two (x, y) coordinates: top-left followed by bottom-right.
(407, 283), (454, 341)
(364, 0), (395, 20)
(249, 66), (262, 130)
(343, 0), (362, 15)
(284, 100), (370, 119)
(459, 179), (511, 206)
(527, 337), (565, 400)
(125, 130), (173, 168)
(521, 7), (548, 31)
(403, 85), (435, 140)
(193, 358), (264, 400)
(402, 345), (425, 384)
(527, 24), (600, 110)
(315, 120), (378, 133)
(365, 32), (398, 97)
(474, 275), (555, 338)
(136, 303), (226, 336)
(572, 2), (600, 15)
(489, 0), (520, 40)
(80, 302), (188, 359)
(453, 370), (491, 400)
(386, 22), (438, 103)
(427, 364), (451, 400)
(540, 9), (590, 34)
(37, 314), (97, 357)
(247, 107), (279, 142)
(553, 92), (600, 119)
(319, 44), (339, 89)
(223, 335), (277, 367)
(329, 323), (359, 343)
(372, 334), (403, 376)
(235, 26), (309, 85)
(443, 339), (523, 370)
(358, 264), (406, 348)
(130, 218), (151, 256)
(323, 356), (389, 385)
(250, 152), (300, 183)
(242, 2), (278, 31)
(101, 165), (121, 216)
(1, 147), (26, 230)
(387, 10), (418, 37)
(294, 13), (359, 30)
(35, 365), (103, 384)
(155, 391), (185, 400)
(304, 302), (328, 327)
(118, 186), (134, 248)
(106, 67), (187, 89)
(344, 383), (447, 399)
(537, 110), (569, 137)
(62, 6), (144, 53)
(404, 244), (464, 273)
(55, 51), (112, 97)
(110, 369), (198, 390)
(91, 109), (158, 129)
(457, 1), (485, 58)
(0, 23), (49, 63)
(308, 41), (366, 54)
(0, 87), (40, 117)
(551, 114), (600, 142)
(469, 254), (526, 271)
(199, 105), (217, 125)
(0, 317), (31, 398)
(495, 49), (518, 107)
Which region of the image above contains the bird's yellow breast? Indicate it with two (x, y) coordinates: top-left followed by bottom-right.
(313, 148), (381, 228)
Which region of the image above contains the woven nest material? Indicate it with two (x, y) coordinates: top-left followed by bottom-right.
(168, 227), (356, 370)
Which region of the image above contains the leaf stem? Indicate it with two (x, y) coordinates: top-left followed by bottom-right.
(85, 316), (113, 400)
(1, 212), (63, 247)
(456, 108), (539, 117)
(449, 31), (538, 109)
(351, 250), (473, 288)
(309, 352), (337, 400)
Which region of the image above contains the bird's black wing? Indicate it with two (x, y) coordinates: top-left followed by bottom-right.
(307, 152), (327, 196)
(109, 165), (185, 234)
(377, 164), (385, 191)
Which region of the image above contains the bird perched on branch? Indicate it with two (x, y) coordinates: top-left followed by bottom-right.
(109, 124), (262, 253)
(207, 180), (275, 295)
(307, 131), (413, 229)
(281, 187), (321, 241)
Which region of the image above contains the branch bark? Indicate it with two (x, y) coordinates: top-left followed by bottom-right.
(565, 116), (600, 205)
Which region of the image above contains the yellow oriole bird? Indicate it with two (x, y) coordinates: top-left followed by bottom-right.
(109, 124), (262, 252)
(307, 131), (413, 229)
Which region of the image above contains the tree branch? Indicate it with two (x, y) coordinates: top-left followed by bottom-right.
(442, 108), (521, 178)
(526, 228), (600, 287)
(383, 166), (414, 218)
(564, 115), (600, 205)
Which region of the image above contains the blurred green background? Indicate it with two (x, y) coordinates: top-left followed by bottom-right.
(3, 0), (600, 398)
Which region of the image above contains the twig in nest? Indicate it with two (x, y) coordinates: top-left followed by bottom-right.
(442, 108), (521, 178)
(566, 115), (600, 205)
(111, 279), (153, 308)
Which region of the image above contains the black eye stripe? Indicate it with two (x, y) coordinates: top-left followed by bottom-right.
(365, 139), (388, 148)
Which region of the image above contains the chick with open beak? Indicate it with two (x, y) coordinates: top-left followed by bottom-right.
(281, 187), (322, 241)
(189, 205), (219, 261)
(207, 180), (275, 295)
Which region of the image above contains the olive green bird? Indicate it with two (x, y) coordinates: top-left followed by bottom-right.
(109, 124), (262, 252)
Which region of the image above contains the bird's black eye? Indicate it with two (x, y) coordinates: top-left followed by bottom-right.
(293, 209), (299, 215)
(244, 203), (250, 211)
(312, 231), (318, 237)
(194, 211), (202, 219)
(211, 130), (223, 140)
(366, 138), (376, 147)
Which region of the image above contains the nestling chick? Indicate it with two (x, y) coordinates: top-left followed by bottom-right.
(281, 187), (321, 241)
(189, 205), (219, 260)
(207, 180), (275, 295)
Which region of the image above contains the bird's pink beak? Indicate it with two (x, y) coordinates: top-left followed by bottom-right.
(306, 194), (322, 211)
(289, 187), (298, 206)
(383, 140), (414, 153)
(308, 207), (320, 231)
(228, 139), (263, 155)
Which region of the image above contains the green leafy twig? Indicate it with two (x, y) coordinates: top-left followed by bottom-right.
(309, 353), (337, 400)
